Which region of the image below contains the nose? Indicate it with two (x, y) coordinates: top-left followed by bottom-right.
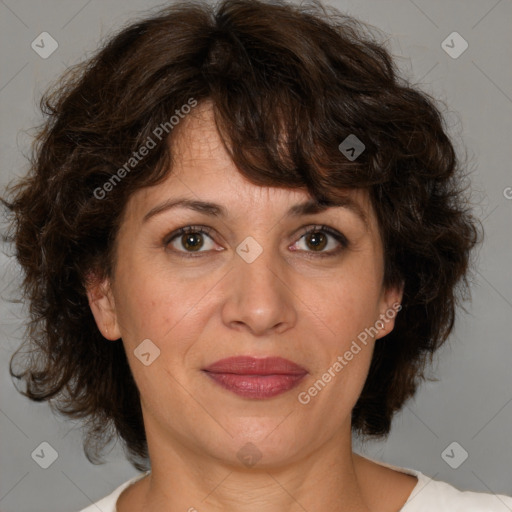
(220, 237), (298, 337)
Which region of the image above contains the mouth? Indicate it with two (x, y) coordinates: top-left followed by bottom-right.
(202, 356), (308, 399)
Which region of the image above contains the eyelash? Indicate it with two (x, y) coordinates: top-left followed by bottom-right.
(163, 224), (349, 259)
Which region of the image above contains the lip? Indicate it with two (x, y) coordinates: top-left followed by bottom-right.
(202, 356), (308, 399)
(203, 356), (307, 375)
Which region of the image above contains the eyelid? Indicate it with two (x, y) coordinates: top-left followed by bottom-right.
(292, 224), (349, 258)
(164, 224), (349, 257)
(164, 225), (215, 244)
(299, 224), (349, 247)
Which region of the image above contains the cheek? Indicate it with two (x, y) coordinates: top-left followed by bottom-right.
(113, 254), (216, 351)
(311, 260), (383, 342)
(298, 254), (381, 399)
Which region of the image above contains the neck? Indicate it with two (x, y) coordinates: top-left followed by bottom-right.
(136, 421), (372, 512)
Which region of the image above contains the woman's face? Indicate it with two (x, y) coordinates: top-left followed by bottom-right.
(88, 102), (402, 468)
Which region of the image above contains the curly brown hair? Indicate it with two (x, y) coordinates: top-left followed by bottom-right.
(2, 0), (481, 472)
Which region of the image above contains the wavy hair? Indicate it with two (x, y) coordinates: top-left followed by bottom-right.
(2, 0), (481, 471)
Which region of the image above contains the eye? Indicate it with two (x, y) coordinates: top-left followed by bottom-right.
(164, 224), (349, 258)
(290, 224), (349, 257)
(164, 225), (219, 256)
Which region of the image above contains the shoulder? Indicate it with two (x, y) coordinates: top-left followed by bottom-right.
(402, 471), (512, 512)
(74, 471), (150, 512)
(355, 453), (512, 512)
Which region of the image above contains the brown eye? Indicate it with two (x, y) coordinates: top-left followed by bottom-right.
(165, 226), (218, 256)
(180, 232), (205, 251)
(304, 231), (328, 251)
(291, 225), (349, 257)
(164, 224), (348, 259)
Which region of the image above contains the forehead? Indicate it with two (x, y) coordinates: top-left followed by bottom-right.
(127, 102), (378, 235)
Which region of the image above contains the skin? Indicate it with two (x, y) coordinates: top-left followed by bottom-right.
(87, 101), (417, 512)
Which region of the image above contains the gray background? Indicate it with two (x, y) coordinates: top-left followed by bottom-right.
(0, 0), (511, 511)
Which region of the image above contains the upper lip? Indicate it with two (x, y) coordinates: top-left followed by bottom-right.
(202, 356), (307, 375)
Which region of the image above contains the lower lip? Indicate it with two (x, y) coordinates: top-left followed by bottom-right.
(203, 371), (307, 399)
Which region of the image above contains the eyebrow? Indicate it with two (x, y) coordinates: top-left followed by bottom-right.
(142, 196), (368, 228)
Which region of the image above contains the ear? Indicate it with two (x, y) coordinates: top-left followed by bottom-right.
(85, 272), (122, 341)
(374, 280), (404, 341)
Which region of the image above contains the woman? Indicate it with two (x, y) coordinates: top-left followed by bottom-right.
(3, 0), (511, 511)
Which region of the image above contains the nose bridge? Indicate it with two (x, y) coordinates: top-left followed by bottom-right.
(221, 230), (295, 335)
(234, 231), (282, 288)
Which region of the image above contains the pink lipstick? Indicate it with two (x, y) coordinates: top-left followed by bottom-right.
(202, 356), (307, 399)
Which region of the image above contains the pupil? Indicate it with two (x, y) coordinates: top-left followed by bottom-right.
(184, 233), (202, 251)
(308, 232), (326, 251)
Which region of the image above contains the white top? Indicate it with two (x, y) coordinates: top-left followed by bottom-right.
(76, 456), (512, 511)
